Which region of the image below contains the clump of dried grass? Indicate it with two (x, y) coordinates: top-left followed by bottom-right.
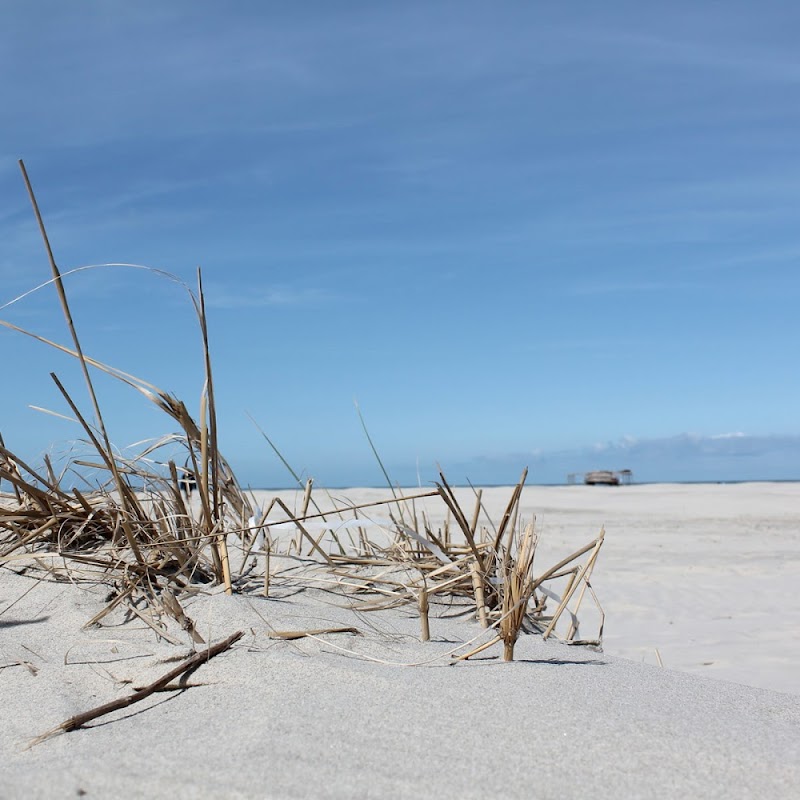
(1, 161), (604, 663)
(499, 522), (538, 661)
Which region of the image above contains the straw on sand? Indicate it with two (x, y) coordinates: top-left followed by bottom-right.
(1, 162), (607, 742)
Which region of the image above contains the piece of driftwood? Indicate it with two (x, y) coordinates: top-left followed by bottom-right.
(29, 630), (243, 747)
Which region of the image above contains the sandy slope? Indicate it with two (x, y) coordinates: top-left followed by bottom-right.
(1, 482), (799, 798)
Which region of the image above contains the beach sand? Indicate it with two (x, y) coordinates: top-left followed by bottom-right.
(2, 482), (799, 798)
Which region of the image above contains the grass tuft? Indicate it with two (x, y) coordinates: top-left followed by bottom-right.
(1, 163), (605, 664)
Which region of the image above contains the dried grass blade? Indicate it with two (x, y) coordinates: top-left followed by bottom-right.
(19, 160), (147, 561)
(542, 528), (605, 640)
(29, 630), (243, 747)
(492, 467), (528, 553)
(268, 627), (359, 640)
(435, 472), (483, 567)
(49, 373), (146, 563)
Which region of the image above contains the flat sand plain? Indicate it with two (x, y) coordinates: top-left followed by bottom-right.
(466, 481), (799, 694)
(253, 480), (800, 695)
(1, 482), (799, 798)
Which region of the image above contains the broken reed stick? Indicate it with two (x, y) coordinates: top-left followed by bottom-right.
(125, 604), (186, 646)
(542, 529), (605, 640)
(301, 477), (314, 515)
(83, 581), (138, 628)
(503, 640), (515, 662)
(198, 390), (227, 588)
(0, 433), (23, 504)
(436, 473), (483, 568)
(263, 540), (271, 597)
(293, 478), (314, 554)
(42, 454), (57, 488)
(160, 589), (205, 644)
(467, 479), (497, 536)
(271, 497), (334, 566)
(451, 635), (502, 662)
(29, 630), (244, 747)
(565, 539), (603, 641)
(470, 561), (489, 628)
(217, 532), (233, 596)
(419, 589), (430, 642)
(239, 497), (276, 563)
(469, 489), (482, 537)
(492, 467), (528, 553)
(529, 536), (601, 595)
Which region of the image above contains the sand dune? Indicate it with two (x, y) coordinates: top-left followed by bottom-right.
(2, 482), (799, 798)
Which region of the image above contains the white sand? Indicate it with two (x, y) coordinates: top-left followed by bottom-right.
(2, 482), (799, 798)
(466, 481), (800, 695)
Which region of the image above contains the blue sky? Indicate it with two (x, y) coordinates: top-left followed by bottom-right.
(2, 1), (800, 487)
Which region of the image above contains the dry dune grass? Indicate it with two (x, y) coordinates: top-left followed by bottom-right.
(1, 162), (605, 737)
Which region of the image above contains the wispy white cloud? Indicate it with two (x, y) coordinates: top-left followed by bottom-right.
(588, 432), (799, 456)
(446, 432), (800, 484)
(571, 26), (800, 86)
(205, 284), (339, 310)
(568, 280), (705, 296)
(522, 337), (631, 353)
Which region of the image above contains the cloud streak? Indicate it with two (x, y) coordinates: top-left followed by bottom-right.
(443, 432), (800, 485)
(205, 284), (339, 310)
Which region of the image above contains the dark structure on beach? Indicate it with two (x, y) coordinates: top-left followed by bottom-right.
(567, 469), (633, 485)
